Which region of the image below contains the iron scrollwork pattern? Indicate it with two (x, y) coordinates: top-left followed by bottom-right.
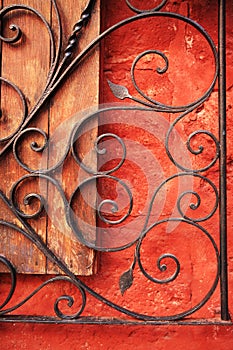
(0, 0), (230, 324)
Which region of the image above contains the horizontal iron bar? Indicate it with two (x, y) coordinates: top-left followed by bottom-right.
(0, 316), (232, 326)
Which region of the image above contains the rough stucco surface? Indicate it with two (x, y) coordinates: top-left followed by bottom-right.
(1, 0), (233, 349)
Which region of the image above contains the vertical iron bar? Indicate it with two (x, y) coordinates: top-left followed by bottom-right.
(218, 0), (229, 321)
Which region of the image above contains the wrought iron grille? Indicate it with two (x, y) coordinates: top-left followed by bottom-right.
(0, 0), (231, 324)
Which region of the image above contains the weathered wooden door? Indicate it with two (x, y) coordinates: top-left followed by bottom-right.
(0, 0), (99, 275)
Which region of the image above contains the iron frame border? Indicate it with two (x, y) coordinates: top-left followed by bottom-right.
(0, 0), (230, 324)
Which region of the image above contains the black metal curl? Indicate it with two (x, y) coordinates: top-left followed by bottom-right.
(0, 23), (22, 43)
(71, 119), (127, 175)
(0, 5), (56, 62)
(13, 128), (48, 173)
(98, 194), (131, 225)
(141, 172), (219, 233)
(176, 176), (219, 222)
(54, 287), (86, 320)
(177, 190), (218, 222)
(135, 218), (220, 290)
(0, 273), (86, 319)
(139, 252), (180, 285)
(107, 14), (218, 112)
(132, 50), (169, 75)
(10, 186), (45, 221)
(178, 190), (201, 210)
(125, 0), (167, 14)
(68, 175), (133, 250)
(0, 255), (16, 310)
(0, 193), (89, 319)
(96, 174), (133, 226)
(9, 173), (68, 221)
(50, 10), (218, 117)
(119, 170), (219, 295)
(166, 118), (220, 173)
(94, 133), (127, 173)
(115, 215), (220, 320)
(186, 130), (220, 168)
(131, 50), (169, 108)
(0, 77), (28, 142)
(0, 2), (61, 158)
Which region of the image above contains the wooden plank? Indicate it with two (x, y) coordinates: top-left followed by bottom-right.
(46, 0), (100, 275)
(0, 0), (51, 273)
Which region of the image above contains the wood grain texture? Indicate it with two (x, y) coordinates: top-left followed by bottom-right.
(0, 0), (51, 273)
(46, 0), (99, 275)
(0, 0), (100, 275)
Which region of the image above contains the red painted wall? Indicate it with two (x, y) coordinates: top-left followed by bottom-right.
(1, 0), (233, 349)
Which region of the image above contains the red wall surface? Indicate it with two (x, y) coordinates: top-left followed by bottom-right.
(1, 0), (233, 349)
